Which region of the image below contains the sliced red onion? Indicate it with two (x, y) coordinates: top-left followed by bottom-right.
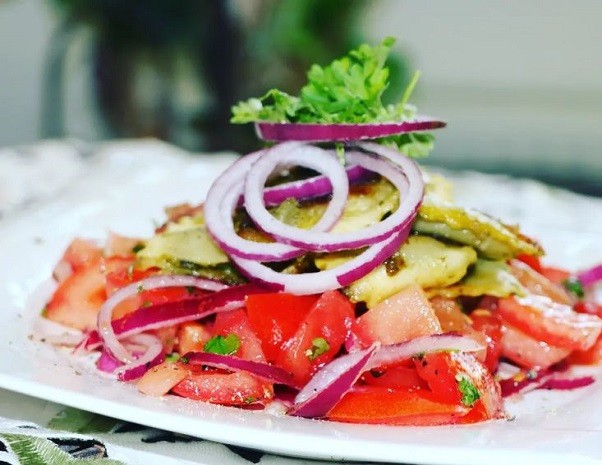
(97, 275), (228, 363)
(86, 283), (263, 351)
(97, 349), (122, 374)
(261, 164), (374, 207)
(290, 344), (379, 418)
(231, 226), (408, 294)
(539, 375), (595, 391)
(183, 352), (298, 388)
(244, 150), (420, 252)
(499, 367), (554, 397)
(115, 333), (164, 381)
(243, 143), (349, 247)
(366, 333), (485, 371)
(578, 263), (602, 287)
(204, 145), (309, 261)
(255, 118), (446, 143)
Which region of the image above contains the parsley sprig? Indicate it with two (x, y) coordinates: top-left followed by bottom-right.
(231, 37), (435, 157)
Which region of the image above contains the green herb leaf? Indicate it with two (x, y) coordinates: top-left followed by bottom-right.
(457, 376), (481, 408)
(305, 337), (330, 360)
(230, 38), (434, 157)
(204, 334), (240, 355)
(563, 278), (585, 299)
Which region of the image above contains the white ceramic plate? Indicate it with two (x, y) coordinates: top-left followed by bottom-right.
(1, 146), (602, 465)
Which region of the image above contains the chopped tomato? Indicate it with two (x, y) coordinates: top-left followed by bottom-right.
(45, 257), (106, 331)
(500, 323), (571, 369)
(497, 295), (602, 351)
(470, 309), (503, 372)
(327, 386), (470, 425)
(137, 360), (189, 397)
(414, 352), (463, 404)
(574, 301), (602, 318)
(570, 334), (602, 365)
(361, 363), (427, 390)
(59, 238), (103, 272)
(172, 366), (273, 406)
(515, 253), (543, 273)
(275, 291), (354, 386)
(353, 285), (441, 346)
(509, 260), (572, 305)
(246, 293), (319, 362)
(177, 322), (213, 354)
(539, 266), (571, 288)
(414, 351), (504, 420)
(212, 309), (267, 362)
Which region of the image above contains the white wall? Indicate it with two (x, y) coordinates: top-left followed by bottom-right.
(1, 1), (600, 191)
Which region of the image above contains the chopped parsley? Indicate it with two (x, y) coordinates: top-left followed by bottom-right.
(165, 353), (180, 363)
(231, 37), (434, 156)
(132, 242), (145, 253)
(305, 337), (330, 361)
(457, 376), (481, 408)
(204, 334), (240, 356)
(563, 278), (585, 299)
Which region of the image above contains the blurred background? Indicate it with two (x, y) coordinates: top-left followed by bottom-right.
(1, 0), (600, 196)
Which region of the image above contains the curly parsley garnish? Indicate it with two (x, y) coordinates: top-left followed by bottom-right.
(204, 334), (240, 356)
(457, 376), (481, 408)
(231, 37), (434, 157)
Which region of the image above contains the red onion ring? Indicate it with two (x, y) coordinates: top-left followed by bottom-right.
(255, 118), (446, 143)
(261, 164), (373, 207)
(290, 344), (379, 418)
(244, 150), (419, 252)
(539, 375), (595, 391)
(366, 333), (485, 371)
(578, 263), (602, 288)
(115, 333), (164, 381)
(231, 226), (408, 294)
(84, 283), (264, 351)
(97, 275), (227, 363)
(205, 144), (343, 261)
(183, 351), (298, 388)
(243, 143), (350, 248)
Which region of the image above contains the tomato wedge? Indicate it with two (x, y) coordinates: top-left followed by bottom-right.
(212, 309), (267, 362)
(172, 367), (273, 406)
(353, 284), (441, 346)
(500, 323), (570, 369)
(327, 386), (469, 426)
(497, 295), (602, 351)
(276, 291), (354, 386)
(246, 293), (319, 362)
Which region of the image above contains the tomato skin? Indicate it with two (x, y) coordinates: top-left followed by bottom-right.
(212, 309), (267, 362)
(60, 238), (104, 272)
(515, 253), (543, 273)
(509, 260), (572, 305)
(500, 323), (570, 369)
(45, 257), (106, 331)
(497, 295), (602, 351)
(574, 301), (602, 318)
(570, 334), (602, 365)
(246, 293), (319, 362)
(353, 285), (441, 346)
(361, 363), (427, 390)
(327, 386), (469, 426)
(539, 266), (571, 287)
(470, 309), (503, 372)
(172, 367), (273, 406)
(177, 322), (213, 355)
(275, 291), (354, 386)
(414, 352), (504, 420)
(414, 352), (463, 404)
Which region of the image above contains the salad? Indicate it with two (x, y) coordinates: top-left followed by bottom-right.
(40, 38), (602, 426)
